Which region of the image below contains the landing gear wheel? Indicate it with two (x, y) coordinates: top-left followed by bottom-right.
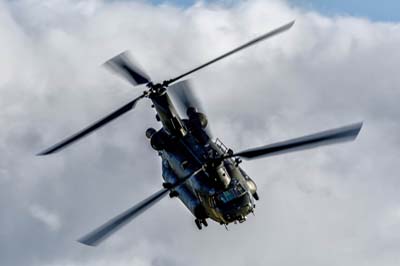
(195, 219), (202, 230)
(202, 219), (208, 227)
(169, 190), (179, 198)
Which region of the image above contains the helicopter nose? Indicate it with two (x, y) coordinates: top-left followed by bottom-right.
(221, 194), (254, 223)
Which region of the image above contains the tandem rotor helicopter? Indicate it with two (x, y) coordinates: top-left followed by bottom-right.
(38, 21), (362, 246)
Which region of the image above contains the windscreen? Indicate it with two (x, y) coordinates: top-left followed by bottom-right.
(216, 184), (246, 204)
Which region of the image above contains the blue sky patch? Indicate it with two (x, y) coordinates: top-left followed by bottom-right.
(149, 0), (400, 22)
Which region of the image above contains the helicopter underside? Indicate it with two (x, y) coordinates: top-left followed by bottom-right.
(173, 183), (256, 229)
(161, 154), (256, 228)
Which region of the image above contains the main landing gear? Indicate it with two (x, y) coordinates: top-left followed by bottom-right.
(195, 218), (208, 230)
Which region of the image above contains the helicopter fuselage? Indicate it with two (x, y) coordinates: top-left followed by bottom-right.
(147, 88), (258, 227)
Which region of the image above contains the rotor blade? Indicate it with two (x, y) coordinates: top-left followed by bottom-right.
(166, 20), (295, 85)
(37, 94), (146, 155)
(168, 80), (213, 138)
(229, 122), (363, 160)
(78, 188), (169, 246)
(168, 80), (204, 113)
(78, 168), (203, 246)
(105, 51), (151, 86)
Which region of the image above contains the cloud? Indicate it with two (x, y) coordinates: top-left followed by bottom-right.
(29, 204), (62, 231)
(1, 0), (400, 265)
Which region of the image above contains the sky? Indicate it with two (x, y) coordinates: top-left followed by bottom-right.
(150, 0), (400, 21)
(289, 0), (400, 21)
(1, 0), (400, 266)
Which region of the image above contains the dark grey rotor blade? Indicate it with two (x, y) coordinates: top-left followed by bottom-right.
(37, 94), (146, 155)
(78, 168), (203, 247)
(230, 122), (363, 160)
(105, 51), (151, 86)
(166, 20), (295, 85)
(168, 80), (203, 113)
(168, 80), (213, 138)
(78, 188), (169, 247)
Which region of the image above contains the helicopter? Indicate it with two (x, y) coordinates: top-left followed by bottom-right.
(37, 20), (363, 247)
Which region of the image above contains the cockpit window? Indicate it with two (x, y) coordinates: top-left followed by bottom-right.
(216, 184), (246, 204)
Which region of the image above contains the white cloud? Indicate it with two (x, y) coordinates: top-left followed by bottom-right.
(29, 204), (62, 231)
(1, 0), (400, 265)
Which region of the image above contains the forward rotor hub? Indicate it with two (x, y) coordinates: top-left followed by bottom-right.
(147, 82), (168, 95)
